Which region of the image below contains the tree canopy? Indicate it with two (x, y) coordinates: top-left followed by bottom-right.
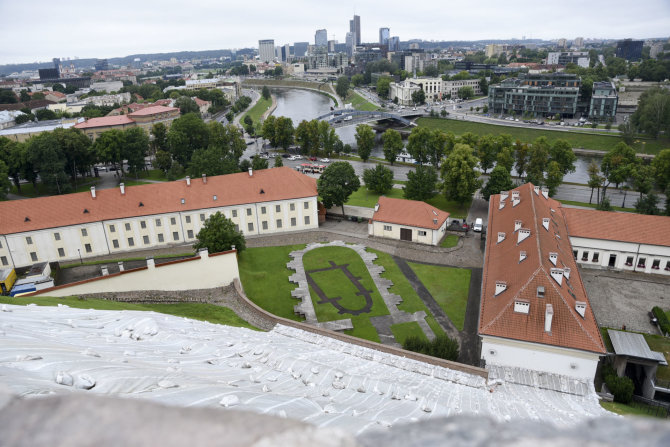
(194, 211), (246, 254)
(404, 165), (438, 201)
(362, 163), (393, 195)
(317, 161), (360, 216)
(354, 124), (375, 162)
(441, 143), (481, 205)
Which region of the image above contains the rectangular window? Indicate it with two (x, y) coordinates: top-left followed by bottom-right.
(246, 208), (252, 216)
(418, 230), (427, 236)
(58, 248), (65, 257)
(200, 213), (205, 222)
(26, 236), (33, 245)
(625, 256), (634, 266)
(384, 225), (392, 231)
(143, 235), (150, 244)
(276, 219), (282, 229)
(54, 232), (61, 241)
(276, 205), (281, 213)
(82, 228), (88, 237)
(290, 203), (295, 211)
(125, 223), (131, 231)
(128, 237), (134, 247)
(158, 233), (164, 243)
(0, 256), (7, 266)
(592, 252), (599, 263)
(248, 222), (254, 232)
(573, 250), (578, 259)
(110, 224), (116, 233)
(235, 224), (239, 232)
(170, 217), (176, 225)
(185, 215), (191, 224)
(261, 206), (266, 214)
(304, 201), (309, 209)
(652, 259), (661, 270)
(291, 217), (296, 227)
(232, 210), (237, 218)
(30, 252), (38, 262)
(304, 216), (310, 225)
(262, 221), (268, 230)
(187, 230), (194, 239)
(140, 221), (146, 229)
(155, 219), (162, 227)
(638, 257), (646, 268)
(112, 239), (119, 248)
(173, 232), (179, 241)
(581, 251), (589, 261)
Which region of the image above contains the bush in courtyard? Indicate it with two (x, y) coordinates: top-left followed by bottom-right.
(402, 334), (459, 361)
(652, 306), (670, 335)
(602, 361), (634, 404)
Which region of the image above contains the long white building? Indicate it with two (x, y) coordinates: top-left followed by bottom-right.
(0, 167), (319, 268)
(389, 77), (482, 105)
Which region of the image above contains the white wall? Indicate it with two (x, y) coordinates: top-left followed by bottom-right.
(370, 219), (448, 246)
(33, 250), (239, 296)
(481, 336), (601, 381)
(570, 236), (670, 276)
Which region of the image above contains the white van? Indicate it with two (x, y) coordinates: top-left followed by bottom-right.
(473, 218), (483, 232)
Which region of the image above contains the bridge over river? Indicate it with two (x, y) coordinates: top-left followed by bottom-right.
(316, 109), (424, 128)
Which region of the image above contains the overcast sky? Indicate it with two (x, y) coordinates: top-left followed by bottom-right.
(2, 0), (669, 65)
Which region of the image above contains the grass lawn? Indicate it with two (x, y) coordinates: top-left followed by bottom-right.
(558, 199), (636, 213)
(600, 401), (668, 419)
(345, 185), (404, 207)
(425, 194), (470, 219)
(391, 321), (428, 345)
(11, 179), (99, 197)
(303, 246), (390, 342)
(407, 262), (471, 331)
(242, 96), (272, 124)
(136, 169), (168, 181)
(440, 235), (460, 248)
(416, 117), (670, 155)
(0, 295), (258, 330)
(60, 252), (195, 269)
(237, 244), (306, 322)
(644, 333), (670, 382)
(346, 91), (378, 111)
(600, 328), (614, 352)
(122, 180), (152, 187)
(369, 249), (445, 338)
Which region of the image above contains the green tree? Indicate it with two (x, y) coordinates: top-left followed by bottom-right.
(457, 86), (474, 100)
(94, 129), (126, 172)
(404, 165), (438, 201)
(481, 165), (515, 201)
(243, 115), (253, 127)
(549, 139), (577, 175)
(317, 161), (360, 216)
(351, 74), (364, 87)
(274, 116), (294, 151)
(124, 127), (150, 177)
(600, 142), (637, 206)
(336, 76), (350, 98)
(406, 126), (431, 165)
(194, 211), (246, 254)
(251, 155), (269, 170)
(261, 115), (277, 147)
(188, 146), (238, 178)
(514, 140), (530, 181)
(26, 133), (70, 194)
(0, 160), (10, 200)
(411, 89), (426, 105)
(155, 149), (173, 174)
(295, 119), (320, 155)
(382, 129), (403, 165)
(635, 193), (661, 215)
(273, 156), (283, 167)
(376, 77), (392, 99)
(496, 147), (514, 173)
(618, 121), (635, 145)
(631, 87), (670, 138)
(0, 89), (18, 104)
(544, 161), (563, 196)
(587, 159), (603, 204)
(35, 109), (57, 121)
(262, 86), (271, 101)
(475, 135), (498, 174)
(363, 163), (393, 195)
(151, 122), (168, 154)
(176, 96), (200, 116)
(15, 114), (32, 124)
(652, 148), (670, 191)
(526, 137), (550, 186)
(53, 127), (94, 185)
(0, 137), (25, 191)
(441, 144), (481, 205)
(167, 113), (209, 166)
(631, 163), (656, 206)
(355, 124), (375, 162)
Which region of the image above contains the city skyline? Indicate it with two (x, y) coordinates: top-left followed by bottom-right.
(1, 0), (669, 65)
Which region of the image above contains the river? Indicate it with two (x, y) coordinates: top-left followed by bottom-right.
(261, 88), (600, 184)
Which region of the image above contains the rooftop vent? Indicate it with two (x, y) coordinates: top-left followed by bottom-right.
(533, 185), (540, 195)
(542, 218), (550, 231)
(575, 301), (587, 318)
(90, 186), (96, 199)
(497, 232), (506, 243)
(374, 203), (379, 212)
(186, 176), (191, 186)
(202, 174), (207, 184)
(519, 251), (527, 263)
(541, 186), (549, 199)
(120, 183), (125, 195)
(545, 303), (554, 333)
(138, 202), (144, 207)
(514, 220), (522, 232)
(260, 188), (265, 194)
(495, 281), (507, 296)
(550, 268), (564, 285)
(83, 208), (89, 214)
(433, 218), (438, 224)
(213, 195), (217, 201)
(549, 252), (558, 266)
(563, 267), (571, 280)
(517, 228), (531, 244)
(514, 300), (530, 314)
(24, 216), (30, 222)
(500, 191), (509, 201)
(248, 167), (253, 177)
(180, 198), (185, 204)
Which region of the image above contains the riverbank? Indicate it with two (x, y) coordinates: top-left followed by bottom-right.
(243, 78), (339, 106)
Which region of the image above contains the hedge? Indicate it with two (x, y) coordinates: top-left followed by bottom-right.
(652, 306), (670, 336)
(602, 362), (634, 404)
(402, 334), (459, 361)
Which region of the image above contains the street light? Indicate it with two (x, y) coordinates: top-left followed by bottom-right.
(77, 249), (82, 264)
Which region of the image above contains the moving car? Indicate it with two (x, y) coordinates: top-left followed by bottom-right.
(319, 158), (330, 163)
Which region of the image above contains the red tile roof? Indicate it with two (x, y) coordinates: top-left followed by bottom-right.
(563, 208), (670, 247)
(194, 97), (210, 107)
(127, 105), (179, 117)
(0, 167), (316, 234)
(479, 183), (606, 354)
(372, 196), (449, 230)
(74, 115), (135, 129)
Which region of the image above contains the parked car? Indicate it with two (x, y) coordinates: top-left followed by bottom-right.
(473, 218), (483, 232)
(319, 158), (330, 163)
(288, 155), (298, 161)
(281, 153), (291, 158)
(294, 154), (303, 160)
(309, 156), (317, 161)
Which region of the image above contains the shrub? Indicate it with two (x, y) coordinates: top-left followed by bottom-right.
(402, 334), (459, 361)
(605, 374), (634, 404)
(652, 306), (670, 335)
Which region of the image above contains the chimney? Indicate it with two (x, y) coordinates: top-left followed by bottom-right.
(545, 303), (554, 333)
(90, 186), (96, 199)
(186, 176), (191, 186)
(248, 167), (253, 177)
(118, 261), (124, 272)
(198, 248), (209, 258)
(202, 174), (207, 184)
(146, 256), (155, 269)
(374, 203), (379, 212)
(100, 265), (109, 276)
(542, 217), (550, 231)
(119, 183), (125, 195)
(433, 218), (438, 224)
(575, 301), (586, 318)
(495, 281), (507, 296)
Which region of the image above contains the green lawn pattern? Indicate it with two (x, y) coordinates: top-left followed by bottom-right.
(440, 235), (460, 248)
(391, 321), (428, 345)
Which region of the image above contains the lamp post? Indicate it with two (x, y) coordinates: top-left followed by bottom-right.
(77, 249), (82, 265)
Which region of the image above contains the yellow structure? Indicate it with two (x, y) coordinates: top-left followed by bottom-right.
(0, 268), (17, 295)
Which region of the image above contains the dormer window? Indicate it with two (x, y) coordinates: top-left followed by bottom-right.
(497, 232), (506, 243)
(499, 201), (505, 210)
(495, 281), (507, 296)
(519, 251), (527, 263)
(517, 228), (531, 244)
(514, 300), (530, 314)
(139, 202), (144, 207)
(542, 218), (550, 231)
(514, 220), (522, 232)
(549, 252), (558, 266)
(550, 268), (564, 285)
(83, 208), (89, 214)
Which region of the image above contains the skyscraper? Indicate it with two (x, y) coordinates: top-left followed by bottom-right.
(315, 29), (327, 47)
(293, 42), (309, 58)
(349, 15), (361, 45)
(388, 36), (400, 52)
(346, 32), (355, 57)
(379, 27), (390, 45)
(258, 39), (275, 63)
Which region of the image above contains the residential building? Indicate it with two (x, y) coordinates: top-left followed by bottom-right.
(258, 39), (275, 63)
(127, 105), (180, 133)
(488, 73), (581, 118)
(546, 52), (590, 68)
(379, 27), (390, 45)
(0, 110), (25, 130)
(616, 39), (644, 61)
(557, 38), (567, 49)
(0, 118), (78, 143)
(89, 81), (124, 93)
(315, 29), (327, 48)
(573, 37), (584, 49)
(94, 59), (109, 71)
(479, 183), (606, 380)
(389, 79), (420, 105)
(485, 44), (509, 58)
(368, 196), (450, 246)
(43, 91), (66, 103)
(562, 208), (670, 277)
(0, 167), (319, 269)
(588, 81), (618, 120)
(349, 15), (361, 46)
(73, 115), (136, 140)
(293, 42), (309, 58)
(282, 44), (291, 62)
(391, 77), (481, 103)
(327, 40), (337, 52)
(650, 42), (664, 59)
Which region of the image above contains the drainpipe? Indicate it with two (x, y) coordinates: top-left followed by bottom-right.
(632, 243), (641, 273)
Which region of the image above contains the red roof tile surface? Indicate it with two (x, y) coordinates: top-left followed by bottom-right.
(74, 115), (135, 129)
(479, 183), (605, 354)
(127, 105), (179, 117)
(0, 167), (317, 234)
(563, 208), (670, 247)
(372, 196), (449, 230)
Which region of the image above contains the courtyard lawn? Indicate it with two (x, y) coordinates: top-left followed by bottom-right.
(237, 244), (306, 321)
(10, 179), (99, 198)
(369, 249), (445, 338)
(416, 117), (670, 155)
(345, 185), (404, 208)
(600, 401), (669, 419)
(346, 91), (378, 111)
(558, 199), (636, 213)
(643, 333), (670, 382)
(440, 235), (460, 248)
(136, 169), (168, 181)
(242, 96), (272, 124)
(391, 321), (428, 345)
(425, 194), (470, 219)
(0, 295), (258, 330)
(407, 262), (471, 331)
(303, 246), (390, 342)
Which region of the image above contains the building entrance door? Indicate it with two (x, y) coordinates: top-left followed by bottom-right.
(400, 228), (412, 241)
(609, 254), (617, 268)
